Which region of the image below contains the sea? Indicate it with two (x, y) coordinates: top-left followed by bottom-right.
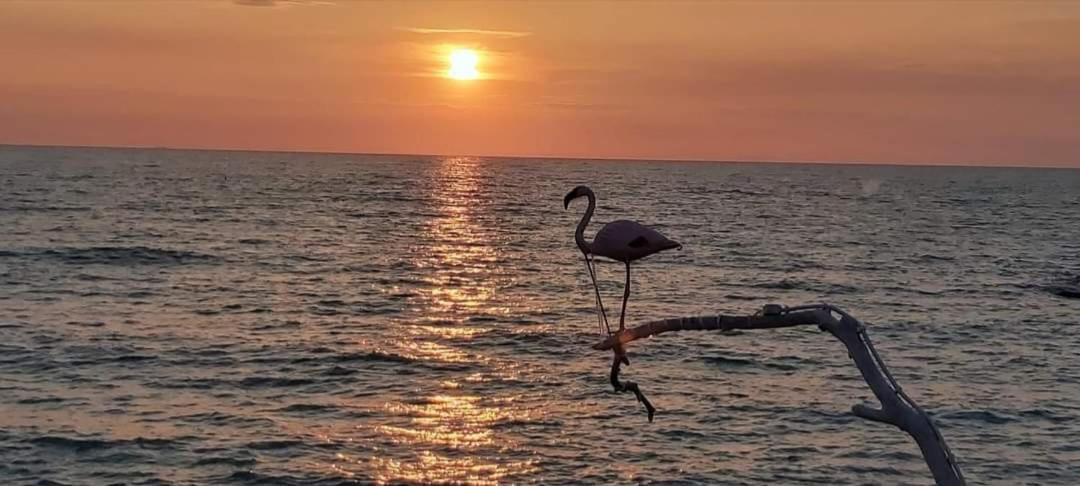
(1, 145), (1078, 485)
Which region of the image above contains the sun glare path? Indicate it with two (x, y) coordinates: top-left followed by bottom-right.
(448, 49), (480, 80)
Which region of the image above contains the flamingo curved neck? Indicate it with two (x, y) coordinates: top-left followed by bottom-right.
(574, 189), (595, 255)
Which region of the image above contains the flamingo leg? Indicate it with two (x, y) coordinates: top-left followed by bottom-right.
(619, 261), (630, 331)
(585, 256), (611, 335)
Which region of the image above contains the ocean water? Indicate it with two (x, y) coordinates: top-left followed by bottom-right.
(1, 145), (1078, 485)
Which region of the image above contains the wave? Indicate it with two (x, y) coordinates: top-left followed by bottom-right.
(193, 455), (256, 467)
(1043, 274), (1080, 299)
(16, 396), (66, 404)
(289, 351), (417, 366)
(0, 204), (93, 212)
(275, 403), (338, 413)
(28, 436), (107, 451)
(28, 435), (182, 452)
(223, 470), (364, 485)
(1017, 408), (1075, 424)
(174, 411), (273, 427)
(702, 355), (799, 371)
(323, 366), (356, 376)
(244, 439), (305, 450)
(938, 409), (1018, 424)
(237, 238), (271, 245)
(0, 246), (220, 266)
(237, 376), (316, 388)
(749, 279), (859, 294)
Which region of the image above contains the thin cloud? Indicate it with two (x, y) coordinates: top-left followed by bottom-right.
(402, 27), (532, 38)
(233, 0), (334, 7)
(538, 101), (625, 112)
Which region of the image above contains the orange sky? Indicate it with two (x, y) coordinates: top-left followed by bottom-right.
(1, 0), (1078, 166)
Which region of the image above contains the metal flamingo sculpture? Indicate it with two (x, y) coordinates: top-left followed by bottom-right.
(563, 185), (681, 336)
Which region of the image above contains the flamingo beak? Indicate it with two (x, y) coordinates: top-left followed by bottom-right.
(563, 191), (574, 210)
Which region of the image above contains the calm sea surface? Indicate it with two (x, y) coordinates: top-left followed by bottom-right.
(1, 146), (1079, 485)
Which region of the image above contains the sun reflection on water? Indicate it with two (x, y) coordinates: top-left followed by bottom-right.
(368, 393), (540, 484)
(380, 395), (495, 448)
(371, 451), (537, 486)
(409, 156), (508, 320)
(395, 339), (485, 365)
(364, 157), (539, 484)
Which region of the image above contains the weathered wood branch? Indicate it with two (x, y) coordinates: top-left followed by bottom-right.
(593, 303), (965, 486)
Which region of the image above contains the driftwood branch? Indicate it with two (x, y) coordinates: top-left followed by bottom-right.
(592, 303), (965, 486)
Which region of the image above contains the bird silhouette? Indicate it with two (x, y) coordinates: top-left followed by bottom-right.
(564, 185), (681, 336)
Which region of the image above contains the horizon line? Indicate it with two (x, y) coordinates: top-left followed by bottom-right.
(1, 142), (1076, 170)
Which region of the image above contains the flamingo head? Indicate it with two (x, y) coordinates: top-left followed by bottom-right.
(563, 185), (592, 209)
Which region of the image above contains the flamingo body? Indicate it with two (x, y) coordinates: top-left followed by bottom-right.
(591, 219), (681, 263)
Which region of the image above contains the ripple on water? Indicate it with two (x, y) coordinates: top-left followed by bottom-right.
(0, 246), (221, 266)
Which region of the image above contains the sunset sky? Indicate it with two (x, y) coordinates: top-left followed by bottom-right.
(1, 0), (1078, 166)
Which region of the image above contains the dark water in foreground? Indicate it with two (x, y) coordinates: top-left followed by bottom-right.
(1, 146), (1079, 485)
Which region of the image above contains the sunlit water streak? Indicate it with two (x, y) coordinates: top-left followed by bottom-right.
(1, 146), (1079, 485)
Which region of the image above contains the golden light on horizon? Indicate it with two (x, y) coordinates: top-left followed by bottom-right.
(447, 49), (480, 80)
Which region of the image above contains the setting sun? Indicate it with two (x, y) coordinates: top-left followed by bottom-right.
(447, 48), (479, 80)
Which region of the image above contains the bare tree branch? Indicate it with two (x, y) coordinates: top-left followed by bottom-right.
(591, 303), (965, 486)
